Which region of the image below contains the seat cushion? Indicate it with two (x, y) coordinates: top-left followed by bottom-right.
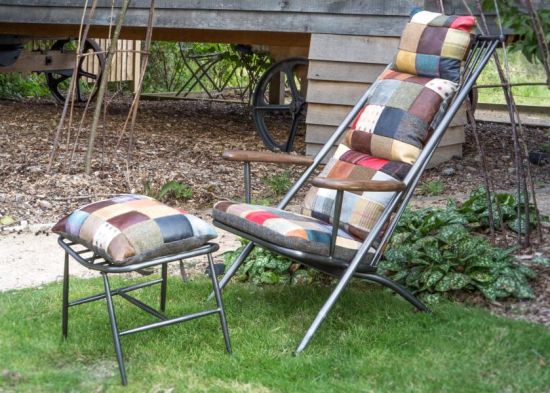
(394, 9), (476, 82)
(52, 194), (217, 265)
(213, 201), (366, 261)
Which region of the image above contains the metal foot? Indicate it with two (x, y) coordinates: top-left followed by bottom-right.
(160, 263), (168, 312)
(207, 253), (232, 354)
(207, 241), (255, 301)
(102, 273), (128, 385)
(62, 252), (69, 338)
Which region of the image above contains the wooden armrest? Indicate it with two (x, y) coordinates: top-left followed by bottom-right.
(311, 177), (406, 192)
(222, 150), (313, 166)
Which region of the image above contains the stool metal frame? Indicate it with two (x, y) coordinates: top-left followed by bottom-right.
(58, 237), (231, 385)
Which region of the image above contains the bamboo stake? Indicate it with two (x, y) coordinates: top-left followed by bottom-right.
(84, 0), (130, 174)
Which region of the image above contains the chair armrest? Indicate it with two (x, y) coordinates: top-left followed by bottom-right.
(311, 177), (406, 192)
(222, 150), (313, 166)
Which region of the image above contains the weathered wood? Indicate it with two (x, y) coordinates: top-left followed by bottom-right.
(0, 1), (425, 16)
(312, 176), (406, 192)
(306, 80), (371, 106)
(309, 35), (399, 64)
(0, 50), (74, 73)
(308, 61), (386, 83)
(222, 150), (314, 165)
(0, 7), (412, 37)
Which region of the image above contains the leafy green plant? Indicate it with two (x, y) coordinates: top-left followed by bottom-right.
(456, 187), (547, 234)
(418, 179), (445, 196)
(142, 180), (193, 201)
(223, 239), (315, 285)
(482, 0), (550, 64)
(380, 204), (535, 301)
(0, 73), (49, 99)
(262, 170), (292, 197)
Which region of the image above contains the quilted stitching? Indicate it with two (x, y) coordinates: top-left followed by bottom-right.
(213, 201), (365, 261)
(52, 195), (217, 265)
(394, 10), (476, 82)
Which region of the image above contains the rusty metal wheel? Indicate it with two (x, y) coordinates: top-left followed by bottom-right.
(45, 38), (105, 104)
(252, 57), (308, 152)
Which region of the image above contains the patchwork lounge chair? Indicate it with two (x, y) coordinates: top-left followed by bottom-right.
(212, 10), (502, 353)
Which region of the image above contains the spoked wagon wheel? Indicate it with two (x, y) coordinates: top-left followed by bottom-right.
(45, 39), (105, 104)
(252, 57), (308, 152)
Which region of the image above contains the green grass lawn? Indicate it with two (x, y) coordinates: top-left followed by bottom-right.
(0, 277), (548, 393)
(477, 50), (550, 106)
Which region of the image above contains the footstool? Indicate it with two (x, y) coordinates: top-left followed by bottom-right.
(52, 194), (231, 385)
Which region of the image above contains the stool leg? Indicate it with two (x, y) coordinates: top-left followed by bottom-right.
(62, 252), (69, 338)
(160, 263), (168, 312)
(102, 273), (127, 385)
(207, 253), (232, 354)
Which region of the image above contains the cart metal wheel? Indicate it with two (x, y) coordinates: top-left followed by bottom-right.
(45, 39), (105, 104)
(252, 57), (308, 152)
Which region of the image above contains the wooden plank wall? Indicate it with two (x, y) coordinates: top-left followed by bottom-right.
(305, 33), (467, 167)
(84, 39), (141, 88)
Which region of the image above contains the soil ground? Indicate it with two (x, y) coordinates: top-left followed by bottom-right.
(0, 97), (548, 326)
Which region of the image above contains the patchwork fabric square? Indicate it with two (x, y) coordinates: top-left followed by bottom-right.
(393, 9), (476, 82)
(346, 69), (457, 164)
(302, 145), (412, 240)
(213, 201), (372, 262)
(52, 195), (217, 265)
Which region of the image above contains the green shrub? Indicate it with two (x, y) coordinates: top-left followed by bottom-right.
(0, 73), (49, 99)
(418, 179), (445, 196)
(222, 239), (316, 285)
(457, 187), (547, 234)
(262, 170), (292, 197)
(380, 203), (535, 301)
(142, 180), (193, 201)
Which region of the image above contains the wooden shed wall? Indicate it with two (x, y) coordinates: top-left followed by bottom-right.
(305, 33), (467, 166)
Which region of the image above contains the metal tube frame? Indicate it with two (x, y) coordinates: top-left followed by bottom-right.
(59, 238), (231, 385)
(213, 35), (501, 354)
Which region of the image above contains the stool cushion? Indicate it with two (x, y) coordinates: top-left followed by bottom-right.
(52, 194), (217, 265)
(394, 9), (476, 82)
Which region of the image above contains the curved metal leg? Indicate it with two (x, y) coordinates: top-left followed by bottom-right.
(62, 252), (69, 338)
(207, 241), (255, 300)
(356, 273), (430, 312)
(102, 273), (127, 385)
(160, 263), (167, 312)
(207, 253), (232, 354)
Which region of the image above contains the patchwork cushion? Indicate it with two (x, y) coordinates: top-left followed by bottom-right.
(213, 201), (373, 263)
(394, 9), (476, 82)
(345, 69), (458, 164)
(303, 145), (411, 240)
(52, 195), (217, 265)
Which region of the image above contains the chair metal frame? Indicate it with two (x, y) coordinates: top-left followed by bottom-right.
(58, 237), (231, 385)
(212, 35), (502, 354)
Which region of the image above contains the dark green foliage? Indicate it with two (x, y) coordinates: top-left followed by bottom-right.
(0, 73), (49, 99)
(262, 170), (292, 197)
(457, 187), (548, 234)
(142, 180), (193, 201)
(223, 239), (316, 285)
(418, 179), (444, 196)
(380, 200), (536, 301)
(482, 0), (550, 64)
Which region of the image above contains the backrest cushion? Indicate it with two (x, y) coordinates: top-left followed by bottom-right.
(302, 11), (477, 240)
(52, 194), (217, 265)
(394, 9), (476, 82)
(344, 68), (458, 165)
